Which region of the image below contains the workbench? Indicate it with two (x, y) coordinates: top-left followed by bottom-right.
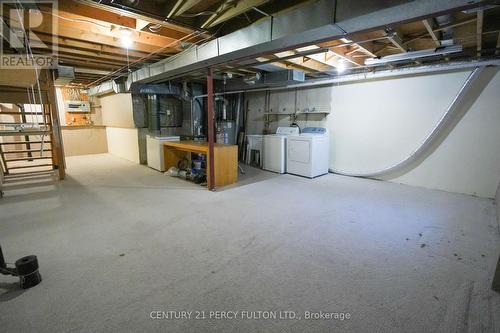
(163, 140), (238, 189)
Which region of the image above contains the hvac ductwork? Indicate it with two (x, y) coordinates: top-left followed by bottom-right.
(225, 70), (305, 90)
(123, 0), (488, 87)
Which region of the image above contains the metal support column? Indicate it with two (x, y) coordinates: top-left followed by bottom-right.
(207, 68), (215, 191)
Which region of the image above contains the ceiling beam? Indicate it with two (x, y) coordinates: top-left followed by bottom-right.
(201, 0), (269, 29)
(315, 40), (367, 66)
(274, 50), (335, 72)
(2, 10), (177, 55)
(27, 18), (178, 54)
(31, 44), (149, 63)
(54, 1), (198, 41)
(54, 1), (136, 29)
(255, 56), (314, 73)
(355, 44), (377, 58)
(41, 10), (181, 49)
(477, 10), (484, 56)
(57, 58), (122, 70)
(74, 0), (196, 35)
(422, 19), (440, 46)
(168, 0), (205, 18)
(34, 33), (166, 60)
(386, 32), (407, 52)
(435, 17), (477, 32)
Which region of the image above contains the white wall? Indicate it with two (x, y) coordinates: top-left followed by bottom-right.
(105, 127), (140, 163)
(99, 93), (140, 163)
(62, 127), (108, 157)
(100, 93), (135, 128)
(246, 69), (500, 198)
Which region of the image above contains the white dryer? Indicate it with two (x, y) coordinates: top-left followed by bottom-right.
(286, 127), (329, 178)
(262, 127), (300, 174)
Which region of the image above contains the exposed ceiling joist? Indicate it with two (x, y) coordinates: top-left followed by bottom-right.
(55, 1), (136, 29)
(477, 10), (484, 55)
(274, 50), (334, 72)
(74, 0), (196, 35)
(29, 19), (177, 54)
(43, 10), (181, 49)
(422, 19), (440, 46)
(201, 0), (269, 29)
(168, 0), (205, 18)
(35, 34), (165, 60)
(355, 44), (377, 58)
(387, 32), (407, 52)
(435, 17), (477, 32)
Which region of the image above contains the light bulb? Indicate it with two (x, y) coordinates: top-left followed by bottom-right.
(336, 60), (347, 73)
(119, 28), (133, 48)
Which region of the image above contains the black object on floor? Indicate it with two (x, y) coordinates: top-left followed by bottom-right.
(493, 253), (500, 294)
(0, 245), (42, 289)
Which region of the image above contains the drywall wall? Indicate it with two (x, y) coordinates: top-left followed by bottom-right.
(62, 127), (108, 157)
(245, 68), (500, 198)
(99, 93), (140, 163)
(100, 93), (134, 128)
(105, 127), (140, 163)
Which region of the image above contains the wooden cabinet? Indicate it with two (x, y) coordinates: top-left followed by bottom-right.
(163, 141), (238, 189)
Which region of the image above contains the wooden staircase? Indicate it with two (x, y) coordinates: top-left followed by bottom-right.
(0, 70), (65, 197)
(0, 108), (53, 174)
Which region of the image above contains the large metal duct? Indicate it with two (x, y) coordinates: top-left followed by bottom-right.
(123, 0), (489, 87)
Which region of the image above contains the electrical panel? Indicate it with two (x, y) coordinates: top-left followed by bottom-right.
(65, 100), (90, 113)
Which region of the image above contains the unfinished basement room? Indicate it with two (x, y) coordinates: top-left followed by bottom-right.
(1, 0), (500, 332)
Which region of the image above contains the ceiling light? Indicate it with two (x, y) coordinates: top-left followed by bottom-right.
(336, 60), (347, 73)
(119, 28), (133, 48)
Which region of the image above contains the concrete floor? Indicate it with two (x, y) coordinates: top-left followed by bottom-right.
(1, 153), (499, 332)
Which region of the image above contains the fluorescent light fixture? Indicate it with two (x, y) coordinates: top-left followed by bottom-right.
(365, 45), (463, 66)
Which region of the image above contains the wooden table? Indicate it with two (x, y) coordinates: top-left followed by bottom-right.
(163, 140), (238, 189)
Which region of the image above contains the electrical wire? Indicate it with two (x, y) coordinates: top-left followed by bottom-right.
(39, 9), (110, 29)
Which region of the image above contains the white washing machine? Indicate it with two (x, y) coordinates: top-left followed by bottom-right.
(146, 135), (180, 171)
(286, 127), (329, 178)
(262, 127), (300, 174)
